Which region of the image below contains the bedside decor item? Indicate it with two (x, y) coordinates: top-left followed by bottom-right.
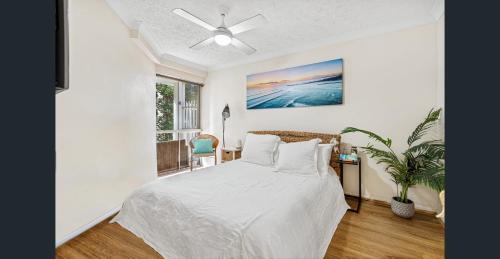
(236, 139), (242, 150)
(189, 134), (219, 171)
(246, 59), (343, 109)
(339, 145), (358, 161)
(341, 108), (444, 218)
(222, 104), (230, 148)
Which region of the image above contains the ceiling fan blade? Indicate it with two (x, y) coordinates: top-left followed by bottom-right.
(228, 14), (267, 35)
(172, 8), (216, 31)
(231, 38), (256, 55)
(190, 37), (214, 50)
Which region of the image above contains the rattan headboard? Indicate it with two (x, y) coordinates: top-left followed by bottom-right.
(248, 130), (341, 176)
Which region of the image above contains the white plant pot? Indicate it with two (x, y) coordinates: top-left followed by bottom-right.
(391, 197), (415, 218)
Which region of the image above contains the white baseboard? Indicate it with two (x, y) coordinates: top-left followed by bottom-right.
(56, 206), (121, 248)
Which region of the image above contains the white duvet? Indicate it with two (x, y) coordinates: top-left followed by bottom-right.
(111, 160), (348, 259)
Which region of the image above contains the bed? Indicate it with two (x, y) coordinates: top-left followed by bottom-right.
(111, 131), (349, 259)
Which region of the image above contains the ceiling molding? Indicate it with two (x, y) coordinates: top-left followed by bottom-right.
(107, 1), (163, 65)
(127, 20), (208, 77)
(104, 1), (208, 79)
(160, 53), (208, 73)
(129, 18), (439, 74)
(209, 19), (437, 71)
(129, 28), (161, 64)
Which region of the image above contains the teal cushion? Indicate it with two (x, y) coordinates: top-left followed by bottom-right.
(193, 139), (213, 154)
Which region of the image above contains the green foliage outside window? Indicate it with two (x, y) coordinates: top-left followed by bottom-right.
(156, 83), (174, 142)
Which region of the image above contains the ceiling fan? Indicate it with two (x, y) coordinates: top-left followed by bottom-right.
(172, 8), (267, 55)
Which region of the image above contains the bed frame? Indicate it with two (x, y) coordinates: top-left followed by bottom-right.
(248, 130), (342, 176)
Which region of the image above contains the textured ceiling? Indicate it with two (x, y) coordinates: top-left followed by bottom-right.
(106, 0), (441, 70)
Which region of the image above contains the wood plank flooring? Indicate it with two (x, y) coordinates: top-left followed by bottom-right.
(56, 198), (444, 258)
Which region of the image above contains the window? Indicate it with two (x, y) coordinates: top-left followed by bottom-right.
(156, 76), (201, 142)
(155, 75), (202, 175)
(181, 82), (201, 129)
(156, 79), (176, 142)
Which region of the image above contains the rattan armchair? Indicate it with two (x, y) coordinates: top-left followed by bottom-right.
(189, 134), (219, 171)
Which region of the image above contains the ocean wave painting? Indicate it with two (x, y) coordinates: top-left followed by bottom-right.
(247, 59), (343, 109)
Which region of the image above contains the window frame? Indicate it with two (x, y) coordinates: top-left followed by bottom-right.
(155, 74), (203, 142)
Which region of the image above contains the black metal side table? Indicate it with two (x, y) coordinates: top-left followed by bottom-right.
(338, 158), (362, 213)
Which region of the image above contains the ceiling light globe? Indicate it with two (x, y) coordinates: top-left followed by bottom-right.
(214, 34), (231, 46)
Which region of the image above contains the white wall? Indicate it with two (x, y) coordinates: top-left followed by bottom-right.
(436, 15), (444, 108)
(56, 0), (156, 243)
(436, 15), (445, 138)
(202, 23), (442, 212)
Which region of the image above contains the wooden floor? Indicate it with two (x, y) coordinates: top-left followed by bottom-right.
(56, 198), (444, 258)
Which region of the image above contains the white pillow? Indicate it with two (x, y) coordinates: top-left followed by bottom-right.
(273, 140), (286, 162)
(275, 139), (321, 176)
(241, 133), (281, 166)
(317, 144), (334, 177)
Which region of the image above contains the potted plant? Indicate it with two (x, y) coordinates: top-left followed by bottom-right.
(341, 108), (444, 218)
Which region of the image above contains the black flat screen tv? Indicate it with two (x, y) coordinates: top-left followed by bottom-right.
(56, 0), (68, 93)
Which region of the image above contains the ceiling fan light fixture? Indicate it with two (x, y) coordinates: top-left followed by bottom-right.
(172, 8), (265, 54)
(214, 34), (232, 46)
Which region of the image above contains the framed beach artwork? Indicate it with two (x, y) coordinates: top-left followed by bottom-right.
(246, 58), (343, 109)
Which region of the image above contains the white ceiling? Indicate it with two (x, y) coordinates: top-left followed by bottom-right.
(106, 0), (443, 71)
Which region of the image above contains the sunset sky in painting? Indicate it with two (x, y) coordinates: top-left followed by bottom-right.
(247, 59), (343, 88)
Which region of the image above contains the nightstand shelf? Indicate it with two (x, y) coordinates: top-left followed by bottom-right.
(221, 148), (241, 163)
(337, 158), (362, 213)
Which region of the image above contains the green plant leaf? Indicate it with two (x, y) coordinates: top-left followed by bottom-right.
(407, 108), (442, 146)
(414, 161), (445, 191)
(404, 140), (445, 160)
(360, 145), (409, 182)
(342, 127), (392, 148)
